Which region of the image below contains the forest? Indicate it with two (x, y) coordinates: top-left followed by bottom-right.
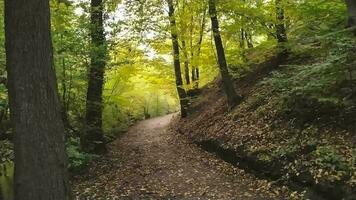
(0, 0), (356, 199)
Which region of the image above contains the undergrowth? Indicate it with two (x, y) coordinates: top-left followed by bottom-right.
(67, 137), (94, 173)
(240, 31), (356, 198)
(183, 30), (356, 199)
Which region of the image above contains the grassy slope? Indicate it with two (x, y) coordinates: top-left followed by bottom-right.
(174, 36), (356, 199)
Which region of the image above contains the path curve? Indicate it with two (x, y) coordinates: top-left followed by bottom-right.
(74, 114), (290, 199)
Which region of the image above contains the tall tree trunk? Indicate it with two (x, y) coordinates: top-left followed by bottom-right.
(239, 28), (247, 61)
(346, 0), (356, 27)
(275, 0), (287, 43)
(4, 0), (71, 199)
(60, 40), (71, 132)
(192, 5), (207, 89)
(182, 40), (191, 85)
(191, 68), (196, 82)
(208, 0), (242, 108)
(83, 0), (107, 153)
(167, 0), (188, 118)
(275, 0), (288, 63)
(245, 31), (253, 48)
(181, 0), (191, 86)
(239, 28), (245, 49)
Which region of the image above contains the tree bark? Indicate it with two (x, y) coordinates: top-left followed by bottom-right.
(182, 40), (191, 85)
(208, 0), (242, 108)
(346, 0), (356, 27)
(83, 0), (107, 153)
(245, 31), (253, 48)
(192, 6), (207, 89)
(275, 0), (288, 63)
(59, 41), (71, 132)
(167, 0), (188, 118)
(4, 0), (71, 199)
(240, 29), (245, 47)
(191, 68), (196, 82)
(275, 0), (287, 43)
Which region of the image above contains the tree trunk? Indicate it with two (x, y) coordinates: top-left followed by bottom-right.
(192, 6), (206, 89)
(245, 31), (253, 48)
(346, 0), (356, 27)
(275, 0), (287, 43)
(4, 0), (71, 199)
(208, 0), (242, 108)
(191, 68), (196, 81)
(83, 0), (107, 153)
(275, 0), (288, 63)
(239, 28), (245, 49)
(60, 45), (71, 132)
(167, 0), (188, 118)
(239, 28), (247, 61)
(182, 40), (191, 85)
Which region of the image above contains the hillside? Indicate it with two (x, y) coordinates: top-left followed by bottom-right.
(173, 35), (356, 200)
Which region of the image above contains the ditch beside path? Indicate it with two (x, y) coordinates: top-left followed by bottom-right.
(74, 114), (292, 199)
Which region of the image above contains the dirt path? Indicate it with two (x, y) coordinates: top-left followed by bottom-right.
(74, 114), (292, 199)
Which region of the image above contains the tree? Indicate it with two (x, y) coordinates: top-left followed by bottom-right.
(346, 0), (356, 27)
(191, 3), (207, 89)
(275, 0), (287, 43)
(275, 0), (288, 63)
(82, 0), (107, 153)
(181, 40), (191, 85)
(179, 0), (191, 86)
(208, 0), (242, 108)
(167, 0), (188, 118)
(4, 0), (71, 199)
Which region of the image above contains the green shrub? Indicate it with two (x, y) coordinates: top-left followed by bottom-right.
(313, 146), (347, 171)
(66, 137), (92, 172)
(0, 140), (13, 164)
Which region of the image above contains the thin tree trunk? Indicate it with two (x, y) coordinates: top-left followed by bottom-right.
(182, 40), (191, 85)
(239, 28), (247, 61)
(275, 0), (287, 43)
(60, 39), (71, 132)
(346, 0), (356, 27)
(83, 0), (107, 153)
(66, 64), (73, 115)
(196, 68), (200, 80)
(192, 6), (207, 89)
(239, 28), (245, 49)
(189, 14), (194, 82)
(4, 0), (71, 199)
(208, 0), (242, 108)
(245, 31), (253, 48)
(181, 0), (191, 86)
(167, 0), (188, 118)
(275, 0), (288, 63)
(191, 68), (196, 82)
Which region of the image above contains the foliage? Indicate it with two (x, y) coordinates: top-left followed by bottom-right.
(0, 0), (356, 198)
(51, 0), (90, 132)
(0, 140), (13, 165)
(1, 136), (92, 174)
(260, 31), (356, 124)
(66, 138), (93, 172)
(103, 42), (180, 135)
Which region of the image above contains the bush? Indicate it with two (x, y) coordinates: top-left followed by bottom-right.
(66, 137), (92, 173)
(0, 140), (13, 165)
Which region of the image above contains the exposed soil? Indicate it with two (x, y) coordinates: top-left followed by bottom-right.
(73, 114), (293, 200)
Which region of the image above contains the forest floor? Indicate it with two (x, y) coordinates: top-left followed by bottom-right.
(73, 114), (294, 200)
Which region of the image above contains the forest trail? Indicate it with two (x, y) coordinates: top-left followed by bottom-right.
(74, 114), (290, 199)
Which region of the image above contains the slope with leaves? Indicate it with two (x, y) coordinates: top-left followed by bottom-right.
(174, 30), (356, 199)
